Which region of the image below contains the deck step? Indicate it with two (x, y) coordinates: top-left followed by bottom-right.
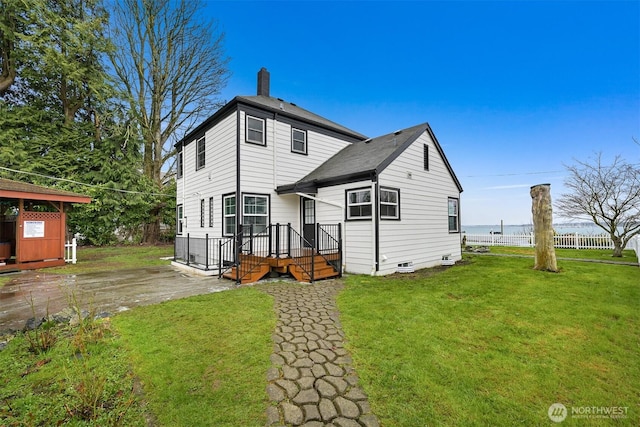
(223, 263), (270, 284)
(289, 262), (339, 282)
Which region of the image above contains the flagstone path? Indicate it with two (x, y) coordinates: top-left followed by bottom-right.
(261, 281), (380, 427)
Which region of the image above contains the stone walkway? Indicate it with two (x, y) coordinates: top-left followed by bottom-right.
(261, 281), (379, 427)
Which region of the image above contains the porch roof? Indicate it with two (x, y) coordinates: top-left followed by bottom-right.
(0, 178), (91, 204)
(277, 123), (463, 194)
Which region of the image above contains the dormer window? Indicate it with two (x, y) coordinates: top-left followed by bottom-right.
(291, 128), (307, 154)
(246, 116), (265, 145)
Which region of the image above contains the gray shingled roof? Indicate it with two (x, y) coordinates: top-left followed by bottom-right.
(236, 95), (367, 140)
(277, 123), (463, 193)
(178, 95), (367, 146)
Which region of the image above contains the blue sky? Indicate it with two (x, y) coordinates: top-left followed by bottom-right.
(203, 0), (639, 226)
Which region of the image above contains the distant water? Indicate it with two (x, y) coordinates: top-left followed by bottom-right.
(462, 223), (606, 235)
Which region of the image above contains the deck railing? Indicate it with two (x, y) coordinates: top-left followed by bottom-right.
(173, 223), (343, 281)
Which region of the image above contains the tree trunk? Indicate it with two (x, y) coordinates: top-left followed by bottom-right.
(530, 184), (558, 272)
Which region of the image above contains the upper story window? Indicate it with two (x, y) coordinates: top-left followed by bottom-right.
(291, 128), (307, 154)
(424, 144), (429, 171)
(448, 198), (459, 232)
(177, 150), (183, 178)
(380, 188), (400, 220)
(196, 137), (205, 170)
(246, 116), (265, 145)
(346, 188), (372, 220)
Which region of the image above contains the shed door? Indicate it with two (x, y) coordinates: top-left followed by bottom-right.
(302, 197), (315, 248)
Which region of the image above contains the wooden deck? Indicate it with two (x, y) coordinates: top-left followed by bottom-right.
(223, 252), (340, 284)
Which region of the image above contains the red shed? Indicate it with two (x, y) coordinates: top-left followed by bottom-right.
(0, 178), (91, 271)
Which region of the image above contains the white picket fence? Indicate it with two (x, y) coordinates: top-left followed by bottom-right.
(463, 233), (640, 264)
(64, 237), (77, 264)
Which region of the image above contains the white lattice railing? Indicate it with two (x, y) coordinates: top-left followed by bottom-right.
(64, 237), (77, 264)
(463, 232), (627, 250)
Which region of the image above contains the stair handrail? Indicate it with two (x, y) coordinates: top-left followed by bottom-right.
(317, 223), (342, 277)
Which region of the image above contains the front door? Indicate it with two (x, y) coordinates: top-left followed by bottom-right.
(302, 197), (316, 248)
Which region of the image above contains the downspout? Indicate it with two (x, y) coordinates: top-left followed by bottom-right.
(273, 112), (278, 191)
(235, 105), (241, 283)
(370, 174), (378, 276)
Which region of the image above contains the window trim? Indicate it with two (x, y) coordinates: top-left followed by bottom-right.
(246, 115), (266, 146)
(291, 128), (308, 155)
(346, 187), (373, 221)
(448, 197), (460, 233)
(380, 187), (400, 220)
(242, 193), (270, 234)
(222, 193), (236, 237)
(177, 150), (183, 178)
(196, 137), (205, 170)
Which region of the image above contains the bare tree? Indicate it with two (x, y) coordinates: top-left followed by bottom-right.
(556, 153), (640, 257)
(109, 0), (229, 242)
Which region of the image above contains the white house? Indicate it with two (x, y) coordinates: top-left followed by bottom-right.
(174, 68), (463, 283)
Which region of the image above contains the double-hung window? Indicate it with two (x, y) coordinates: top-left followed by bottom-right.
(223, 194), (236, 236)
(246, 116), (265, 145)
(177, 150), (183, 178)
(346, 188), (372, 220)
(196, 137), (205, 170)
(176, 204), (184, 234)
(291, 128), (307, 154)
(243, 194), (269, 233)
(448, 198), (459, 232)
(380, 188), (400, 220)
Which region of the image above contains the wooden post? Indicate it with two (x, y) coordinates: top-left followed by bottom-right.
(530, 184), (558, 272)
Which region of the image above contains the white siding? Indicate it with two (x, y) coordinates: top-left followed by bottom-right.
(377, 131), (462, 275)
(316, 181), (375, 275)
(275, 122), (351, 186)
(238, 111), (353, 232)
(177, 111), (237, 238)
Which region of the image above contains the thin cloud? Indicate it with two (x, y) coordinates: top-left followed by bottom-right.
(483, 184), (533, 190)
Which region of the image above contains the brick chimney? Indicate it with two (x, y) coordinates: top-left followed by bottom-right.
(257, 67), (270, 97)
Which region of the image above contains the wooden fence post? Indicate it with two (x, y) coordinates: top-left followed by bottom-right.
(530, 184), (558, 272)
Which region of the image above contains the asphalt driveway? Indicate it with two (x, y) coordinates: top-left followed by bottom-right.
(0, 265), (233, 333)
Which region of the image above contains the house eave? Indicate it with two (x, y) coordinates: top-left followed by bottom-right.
(276, 171), (375, 195)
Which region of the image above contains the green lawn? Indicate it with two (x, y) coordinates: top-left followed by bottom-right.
(1, 286), (274, 426)
(486, 245), (637, 262)
(49, 244), (174, 275)
(2, 250), (638, 425)
(112, 287), (275, 427)
(337, 255), (640, 426)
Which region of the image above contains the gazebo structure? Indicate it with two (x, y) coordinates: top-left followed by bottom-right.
(0, 178), (90, 271)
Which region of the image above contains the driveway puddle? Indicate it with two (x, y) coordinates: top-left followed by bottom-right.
(0, 266), (232, 333)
